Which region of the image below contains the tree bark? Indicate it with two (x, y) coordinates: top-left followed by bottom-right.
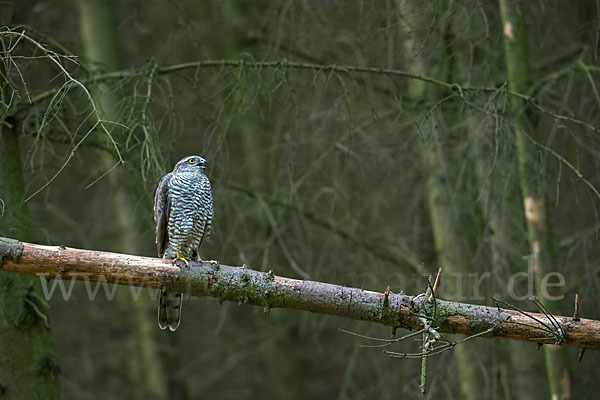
(77, 0), (173, 399)
(401, 0), (485, 397)
(0, 8), (62, 396)
(76, 1), (169, 398)
(499, 1), (573, 398)
(2, 237), (599, 351)
(0, 123), (61, 400)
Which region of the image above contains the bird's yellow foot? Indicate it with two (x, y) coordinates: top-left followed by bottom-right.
(195, 249), (218, 265)
(173, 252), (190, 267)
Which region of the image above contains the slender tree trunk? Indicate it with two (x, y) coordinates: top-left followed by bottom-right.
(0, 5), (62, 397)
(472, 115), (541, 400)
(400, 1), (485, 398)
(0, 118), (62, 400)
(76, 1), (169, 398)
(219, 4), (319, 397)
(421, 142), (484, 400)
(498, 1), (573, 398)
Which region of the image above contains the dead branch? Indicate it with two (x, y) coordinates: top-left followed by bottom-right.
(1, 237), (599, 350)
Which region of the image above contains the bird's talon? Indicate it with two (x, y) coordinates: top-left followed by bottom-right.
(173, 253), (190, 267)
(195, 254), (219, 266)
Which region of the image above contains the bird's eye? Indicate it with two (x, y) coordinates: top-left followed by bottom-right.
(188, 159), (196, 164)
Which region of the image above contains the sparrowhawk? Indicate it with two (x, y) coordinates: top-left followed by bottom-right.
(154, 155), (214, 331)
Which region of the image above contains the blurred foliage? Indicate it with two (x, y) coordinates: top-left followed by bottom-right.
(2, 0), (600, 398)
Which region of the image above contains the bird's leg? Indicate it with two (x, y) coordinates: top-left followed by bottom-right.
(173, 252), (189, 267)
(195, 248), (219, 265)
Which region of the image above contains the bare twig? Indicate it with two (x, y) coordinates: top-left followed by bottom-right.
(429, 267), (442, 302)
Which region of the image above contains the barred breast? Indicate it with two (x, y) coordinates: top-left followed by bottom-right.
(165, 170), (213, 259)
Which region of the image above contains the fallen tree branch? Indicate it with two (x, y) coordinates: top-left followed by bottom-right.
(1, 237), (599, 350)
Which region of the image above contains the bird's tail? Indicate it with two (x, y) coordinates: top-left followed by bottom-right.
(158, 289), (183, 331)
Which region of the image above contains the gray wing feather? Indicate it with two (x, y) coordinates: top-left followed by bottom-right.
(198, 182), (213, 247)
(154, 172), (173, 258)
(199, 210), (212, 246)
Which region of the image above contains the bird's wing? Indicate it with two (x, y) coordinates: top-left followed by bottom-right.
(154, 172), (173, 258)
(198, 180), (213, 247)
(199, 210), (212, 247)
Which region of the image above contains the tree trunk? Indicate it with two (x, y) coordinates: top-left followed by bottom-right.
(76, 1), (169, 398)
(498, 1), (573, 398)
(0, 125), (61, 399)
(0, 5), (62, 396)
(471, 104), (540, 400)
(401, 1), (485, 397)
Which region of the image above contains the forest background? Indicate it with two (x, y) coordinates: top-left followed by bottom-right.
(1, 1), (599, 399)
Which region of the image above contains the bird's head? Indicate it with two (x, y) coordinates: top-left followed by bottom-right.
(173, 155), (207, 172)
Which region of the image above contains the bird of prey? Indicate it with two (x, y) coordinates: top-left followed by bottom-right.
(154, 155), (214, 331)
